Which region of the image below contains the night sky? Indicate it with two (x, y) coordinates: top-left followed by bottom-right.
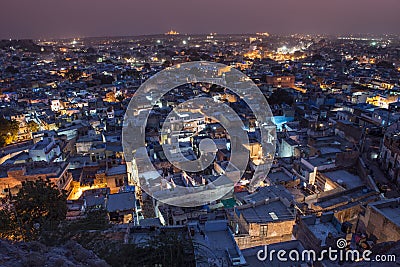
(1, 0), (399, 39)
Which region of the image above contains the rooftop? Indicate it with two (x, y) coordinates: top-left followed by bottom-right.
(235, 185), (294, 205)
(313, 186), (378, 210)
(267, 169), (293, 183)
(139, 218), (162, 227)
(106, 164), (127, 176)
(323, 169), (363, 189)
(236, 197), (295, 223)
(369, 198), (400, 227)
(188, 220), (246, 267)
(305, 216), (343, 246)
(106, 192), (136, 212)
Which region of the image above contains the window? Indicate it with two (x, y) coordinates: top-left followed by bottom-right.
(115, 178), (124, 187)
(260, 225), (268, 236)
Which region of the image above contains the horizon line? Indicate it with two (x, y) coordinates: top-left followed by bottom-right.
(2, 31), (400, 42)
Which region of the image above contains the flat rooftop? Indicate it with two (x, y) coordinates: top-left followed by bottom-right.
(31, 141), (49, 151)
(235, 185), (294, 204)
(106, 192), (136, 212)
(323, 169), (363, 189)
(378, 206), (400, 226)
(188, 220), (246, 267)
(307, 156), (335, 168)
(370, 198), (400, 227)
(268, 170), (292, 183)
(106, 164), (127, 176)
(28, 165), (62, 175)
(318, 146), (342, 155)
(237, 198), (295, 223)
(314, 186), (376, 209)
(1, 162), (68, 178)
(307, 218), (341, 246)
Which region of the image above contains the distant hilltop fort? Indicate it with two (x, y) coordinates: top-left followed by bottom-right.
(165, 30), (179, 35)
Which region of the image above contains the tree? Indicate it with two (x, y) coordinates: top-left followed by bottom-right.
(116, 94), (125, 102)
(90, 230), (196, 267)
(93, 74), (115, 85)
(123, 69), (140, 79)
(27, 121), (40, 133)
(0, 179), (67, 241)
(5, 66), (19, 74)
(65, 68), (83, 81)
(143, 62), (151, 70)
(0, 207), (19, 240)
(268, 90), (294, 106)
(376, 60), (394, 69)
(293, 50), (304, 58)
(162, 60), (172, 68)
(0, 118), (19, 147)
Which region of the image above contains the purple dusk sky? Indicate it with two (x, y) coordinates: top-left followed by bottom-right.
(0, 0), (399, 39)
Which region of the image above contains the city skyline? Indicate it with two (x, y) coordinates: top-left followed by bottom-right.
(1, 1), (400, 265)
(1, 0), (400, 39)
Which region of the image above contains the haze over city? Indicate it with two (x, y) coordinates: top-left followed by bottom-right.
(1, 0), (400, 39)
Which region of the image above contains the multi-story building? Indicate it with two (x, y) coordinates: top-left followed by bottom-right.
(29, 135), (61, 162)
(0, 162), (72, 197)
(266, 75), (295, 88)
(359, 198), (400, 243)
(231, 197), (296, 249)
(295, 212), (347, 253)
(380, 122), (400, 184)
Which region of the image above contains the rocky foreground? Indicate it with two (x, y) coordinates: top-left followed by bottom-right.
(0, 239), (110, 267)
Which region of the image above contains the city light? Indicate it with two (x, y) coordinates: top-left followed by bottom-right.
(0, 7), (399, 265)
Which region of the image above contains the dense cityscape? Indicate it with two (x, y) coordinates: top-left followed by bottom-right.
(0, 31), (400, 266)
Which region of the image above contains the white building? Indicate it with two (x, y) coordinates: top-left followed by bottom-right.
(29, 136), (61, 162)
(51, 99), (63, 112)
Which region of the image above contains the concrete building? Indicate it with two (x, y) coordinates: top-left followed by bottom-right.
(188, 220), (247, 266)
(95, 164), (127, 194)
(82, 187), (110, 211)
(279, 137), (300, 158)
(360, 198), (400, 243)
(310, 186), (380, 222)
(265, 167), (297, 187)
(295, 213), (347, 253)
(29, 135), (61, 162)
(380, 122), (400, 184)
(232, 197), (296, 249)
(50, 99), (64, 112)
(266, 75), (295, 88)
(106, 191), (137, 223)
(0, 162), (72, 197)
